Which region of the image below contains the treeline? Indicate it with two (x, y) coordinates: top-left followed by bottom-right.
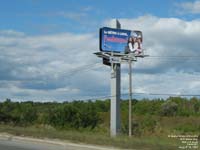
(132, 97), (200, 116)
(0, 99), (104, 129)
(0, 97), (200, 131)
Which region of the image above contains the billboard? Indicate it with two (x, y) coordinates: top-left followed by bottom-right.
(100, 27), (142, 53)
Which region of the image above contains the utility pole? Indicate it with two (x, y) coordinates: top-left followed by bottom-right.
(128, 58), (132, 137)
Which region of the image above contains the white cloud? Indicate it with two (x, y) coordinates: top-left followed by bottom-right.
(0, 30), (105, 101)
(105, 16), (200, 72)
(1, 15), (200, 101)
(175, 0), (200, 14)
(0, 30), (25, 37)
(106, 16), (200, 97)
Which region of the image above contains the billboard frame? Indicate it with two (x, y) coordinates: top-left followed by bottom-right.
(99, 27), (143, 54)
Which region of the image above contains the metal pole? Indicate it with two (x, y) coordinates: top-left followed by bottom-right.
(128, 59), (132, 137)
(110, 63), (121, 136)
(110, 20), (121, 137)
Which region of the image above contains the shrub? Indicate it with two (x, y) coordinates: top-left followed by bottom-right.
(160, 101), (178, 116)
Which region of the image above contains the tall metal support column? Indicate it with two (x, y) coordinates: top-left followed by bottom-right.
(110, 20), (121, 136)
(128, 59), (132, 137)
(110, 63), (121, 136)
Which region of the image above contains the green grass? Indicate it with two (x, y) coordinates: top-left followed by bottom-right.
(0, 124), (180, 150)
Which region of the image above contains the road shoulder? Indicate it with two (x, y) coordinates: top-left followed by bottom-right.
(0, 133), (128, 150)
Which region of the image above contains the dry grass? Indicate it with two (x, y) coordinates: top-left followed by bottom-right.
(0, 124), (180, 150)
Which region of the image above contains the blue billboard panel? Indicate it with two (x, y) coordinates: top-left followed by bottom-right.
(100, 27), (142, 53)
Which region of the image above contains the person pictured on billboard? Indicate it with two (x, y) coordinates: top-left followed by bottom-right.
(125, 37), (136, 54)
(128, 37), (134, 52)
(133, 35), (142, 55)
(125, 31), (142, 55)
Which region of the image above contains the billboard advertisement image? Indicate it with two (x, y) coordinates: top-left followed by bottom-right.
(100, 27), (143, 54)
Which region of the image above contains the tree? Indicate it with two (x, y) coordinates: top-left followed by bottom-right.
(160, 101), (178, 116)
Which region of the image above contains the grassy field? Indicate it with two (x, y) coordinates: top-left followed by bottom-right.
(0, 99), (199, 149)
(0, 124), (181, 150)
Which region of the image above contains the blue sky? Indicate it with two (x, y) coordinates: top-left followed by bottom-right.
(0, 0), (200, 101)
(1, 0), (199, 35)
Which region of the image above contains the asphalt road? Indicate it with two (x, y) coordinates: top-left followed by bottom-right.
(0, 136), (117, 150)
(0, 138), (64, 150)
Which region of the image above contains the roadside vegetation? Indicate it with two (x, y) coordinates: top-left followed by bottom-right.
(0, 97), (199, 149)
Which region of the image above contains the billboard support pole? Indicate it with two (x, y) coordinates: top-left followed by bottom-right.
(128, 58), (132, 137)
(110, 20), (121, 137)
